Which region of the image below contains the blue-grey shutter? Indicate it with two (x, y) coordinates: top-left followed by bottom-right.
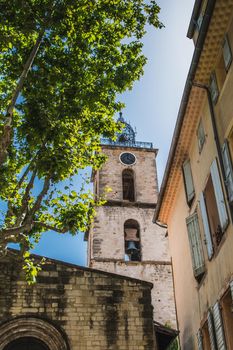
(183, 159), (195, 204)
(212, 302), (226, 350)
(200, 192), (214, 259)
(210, 159), (228, 231)
(197, 329), (203, 350)
(186, 213), (205, 277)
(222, 141), (233, 203)
(207, 310), (217, 350)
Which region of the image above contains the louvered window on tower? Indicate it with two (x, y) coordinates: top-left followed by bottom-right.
(122, 169), (135, 202)
(124, 219), (141, 262)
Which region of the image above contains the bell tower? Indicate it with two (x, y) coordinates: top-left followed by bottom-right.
(85, 113), (176, 327)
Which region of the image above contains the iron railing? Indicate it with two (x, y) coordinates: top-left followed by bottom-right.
(101, 138), (153, 149)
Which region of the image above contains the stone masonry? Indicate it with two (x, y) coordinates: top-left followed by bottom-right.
(0, 251), (157, 350)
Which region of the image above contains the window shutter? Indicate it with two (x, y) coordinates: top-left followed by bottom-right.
(210, 159), (228, 231)
(207, 310), (217, 350)
(197, 329), (203, 350)
(183, 159), (195, 205)
(222, 141), (233, 203)
(186, 213), (205, 277)
(223, 35), (232, 71)
(200, 192), (214, 259)
(212, 302), (226, 350)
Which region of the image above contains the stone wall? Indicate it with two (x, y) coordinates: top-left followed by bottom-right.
(90, 260), (176, 328)
(0, 251), (157, 350)
(89, 207), (169, 261)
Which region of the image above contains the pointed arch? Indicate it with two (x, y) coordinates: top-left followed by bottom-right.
(124, 219), (141, 261)
(122, 169), (135, 202)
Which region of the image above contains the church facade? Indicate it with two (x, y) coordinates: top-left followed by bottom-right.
(0, 251), (156, 349)
(86, 114), (176, 328)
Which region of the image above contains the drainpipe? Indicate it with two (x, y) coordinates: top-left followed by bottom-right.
(192, 82), (226, 184)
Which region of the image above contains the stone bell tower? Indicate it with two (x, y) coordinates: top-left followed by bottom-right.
(85, 113), (176, 327)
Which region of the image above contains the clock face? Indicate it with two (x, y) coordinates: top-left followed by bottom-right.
(120, 152), (136, 165)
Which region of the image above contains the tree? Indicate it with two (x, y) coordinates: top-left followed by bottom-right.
(0, 0), (163, 281)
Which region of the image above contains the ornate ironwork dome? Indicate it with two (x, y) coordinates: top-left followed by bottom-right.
(117, 112), (136, 143)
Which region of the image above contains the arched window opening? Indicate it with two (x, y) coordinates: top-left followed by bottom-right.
(122, 169), (135, 202)
(4, 337), (49, 350)
(124, 219), (141, 261)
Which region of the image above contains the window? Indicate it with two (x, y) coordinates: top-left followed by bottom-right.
(209, 73), (219, 104)
(221, 287), (233, 349)
(206, 309), (218, 350)
(186, 213), (205, 280)
(214, 35), (232, 94)
(202, 322), (211, 350)
(197, 329), (204, 350)
(182, 159), (195, 206)
(195, 0), (207, 31)
(124, 219), (141, 261)
(222, 140), (233, 203)
(122, 169), (135, 202)
(198, 288), (233, 350)
(212, 302), (227, 349)
(197, 120), (206, 153)
(223, 35), (232, 71)
(200, 159), (228, 257)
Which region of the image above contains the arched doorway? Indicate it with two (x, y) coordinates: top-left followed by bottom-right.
(4, 337), (49, 350)
(0, 317), (69, 350)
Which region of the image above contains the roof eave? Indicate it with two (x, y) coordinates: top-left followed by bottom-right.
(153, 0), (216, 224)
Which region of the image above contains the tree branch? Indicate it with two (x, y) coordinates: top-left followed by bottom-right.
(0, 226), (31, 244)
(15, 167), (37, 226)
(33, 221), (68, 233)
(26, 175), (50, 220)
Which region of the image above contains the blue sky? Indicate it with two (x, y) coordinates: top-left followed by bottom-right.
(29, 0), (195, 266)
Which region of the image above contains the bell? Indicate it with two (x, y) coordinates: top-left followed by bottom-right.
(126, 241), (138, 253)
(124, 228), (138, 241)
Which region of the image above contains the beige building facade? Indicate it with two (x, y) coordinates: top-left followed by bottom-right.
(86, 117), (176, 328)
(154, 0), (233, 349)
